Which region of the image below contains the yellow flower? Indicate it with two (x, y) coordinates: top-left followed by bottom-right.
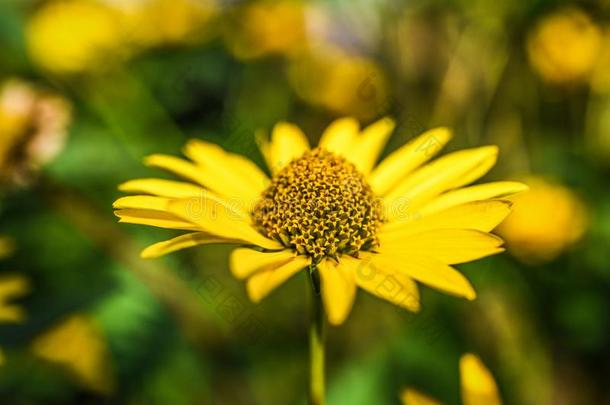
(223, 0), (307, 60)
(114, 117), (526, 325)
(26, 0), (126, 74)
(288, 46), (388, 121)
(31, 314), (114, 394)
(0, 79), (72, 186)
(107, 0), (218, 48)
(401, 353), (502, 405)
(527, 8), (602, 85)
(0, 273), (30, 365)
(497, 177), (587, 264)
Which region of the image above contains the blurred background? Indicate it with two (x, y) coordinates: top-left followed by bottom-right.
(1, 0), (609, 404)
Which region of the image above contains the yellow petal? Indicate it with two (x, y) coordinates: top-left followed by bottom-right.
(348, 117), (396, 174)
(381, 229), (504, 265)
(246, 255), (310, 302)
(381, 200), (513, 238)
(115, 209), (199, 231)
(0, 275), (30, 300)
(183, 139), (269, 196)
(141, 232), (233, 259)
(317, 258), (357, 325)
(144, 154), (209, 187)
(0, 275), (30, 322)
(0, 305), (26, 323)
(420, 181), (528, 215)
(230, 248), (296, 279)
(372, 253), (476, 300)
(400, 388), (443, 405)
(350, 254), (420, 312)
(113, 195), (171, 211)
(268, 122), (310, 173)
(118, 178), (206, 199)
(145, 153), (260, 203)
(384, 146), (499, 220)
(167, 196), (281, 250)
(31, 314), (114, 394)
(460, 353), (502, 405)
(369, 127), (452, 195)
(318, 117), (360, 156)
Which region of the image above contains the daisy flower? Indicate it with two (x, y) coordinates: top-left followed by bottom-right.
(114, 116), (525, 324)
(114, 116), (524, 403)
(401, 353), (502, 405)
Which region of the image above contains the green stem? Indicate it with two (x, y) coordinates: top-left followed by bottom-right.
(308, 266), (325, 405)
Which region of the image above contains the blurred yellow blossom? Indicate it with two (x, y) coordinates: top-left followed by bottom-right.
(105, 0), (218, 48)
(401, 353), (502, 405)
(0, 274), (29, 323)
(401, 389), (442, 405)
(460, 353), (502, 405)
(26, 0), (126, 74)
(527, 8), (602, 85)
(31, 314), (115, 394)
(0, 274), (30, 366)
(0, 236), (15, 259)
(288, 46), (388, 120)
(0, 79), (71, 187)
(224, 0), (307, 60)
(498, 177), (588, 263)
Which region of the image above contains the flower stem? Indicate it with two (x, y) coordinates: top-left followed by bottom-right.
(308, 266), (325, 405)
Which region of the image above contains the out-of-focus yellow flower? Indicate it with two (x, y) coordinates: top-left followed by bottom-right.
(498, 177), (587, 263)
(0, 236), (15, 260)
(0, 273), (30, 366)
(288, 46), (388, 120)
(590, 28), (610, 93)
(401, 353), (502, 405)
(0, 275), (29, 324)
(527, 8), (602, 85)
(105, 0), (218, 47)
(26, 0), (126, 74)
(31, 314), (114, 394)
(0, 79), (71, 187)
(224, 0), (307, 60)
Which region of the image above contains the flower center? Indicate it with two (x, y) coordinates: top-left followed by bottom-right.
(252, 148), (383, 262)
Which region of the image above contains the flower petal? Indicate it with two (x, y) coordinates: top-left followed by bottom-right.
(183, 139), (269, 196)
(420, 181), (528, 215)
(460, 353), (502, 405)
(246, 255), (311, 302)
(400, 389), (442, 405)
(384, 146), (499, 220)
(113, 195), (172, 211)
(115, 209), (199, 231)
(145, 153), (261, 203)
(167, 196), (282, 250)
(371, 253), (476, 300)
(381, 200), (513, 237)
(381, 229), (504, 265)
(349, 254), (420, 312)
(318, 258), (357, 325)
(318, 117), (360, 156)
(230, 248), (296, 279)
(369, 127), (452, 196)
(141, 232), (233, 259)
(268, 122), (310, 173)
(0, 275), (29, 323)
(118, 178), (205, 198)
(144, 154), (210, 187)
(347, 117), (396, 174)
